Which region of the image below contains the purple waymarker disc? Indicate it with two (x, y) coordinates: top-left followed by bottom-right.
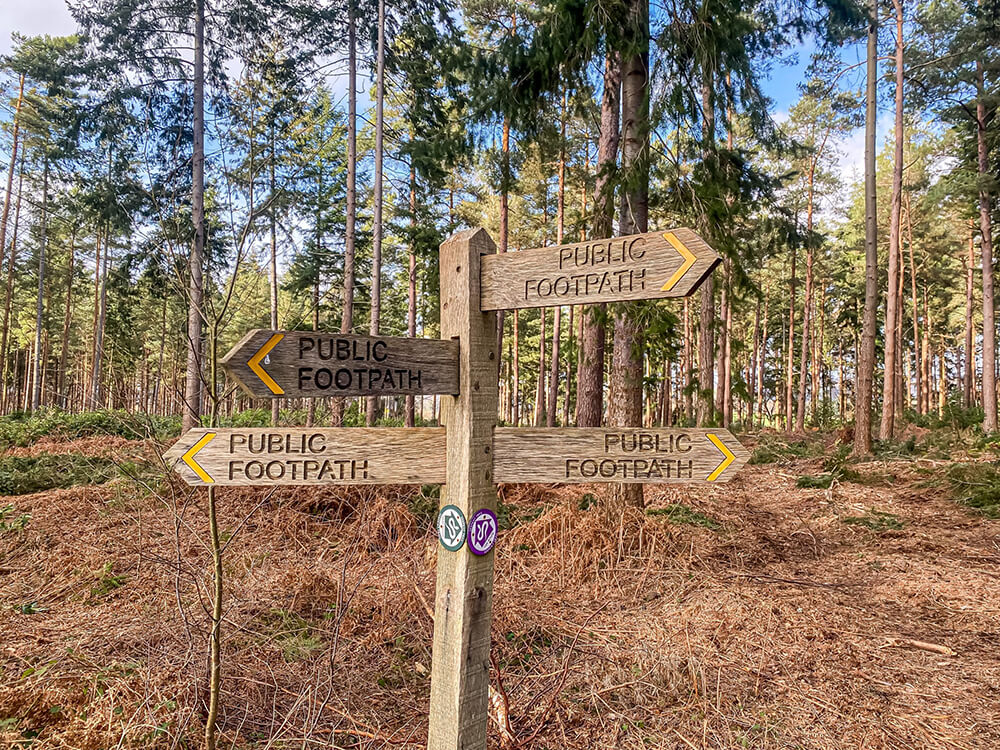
(467, 509), (498, 556)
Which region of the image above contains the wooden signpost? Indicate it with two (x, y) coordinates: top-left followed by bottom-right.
(222, 330), (459, 399)
(479, 227), (720, 310)
(163, 427), (446, 485)
(164, 225), (741, 750)
(494, 428), (749, 484)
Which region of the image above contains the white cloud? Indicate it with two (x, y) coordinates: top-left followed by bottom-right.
(1, 0), (78, 56)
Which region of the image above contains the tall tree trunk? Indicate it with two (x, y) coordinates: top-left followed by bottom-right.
(495, 12), (516, 383)
(512, 311), (520, 425)
(535, 308), (546, 425)
(757, 285), (769, 428)
(269, 126), (280, 425)
(548, 94), (567, 427)
(183, 0), (206, 433)
(334, 1), (357, 428)
(964, 223), (975, 408)
(683, 297), (692, 421)
(905, 192), (921, 413)
(697, 61), (716, 427)
(854, 0), (879, 455)
(93, 228), (110, 407)
(880, 0), (905, 440)
(796, 164), (817, 432)
(0, 148), (24, 414)
(785, 243), (796, 431)
(576, 52), (619, 427)
(563, 304), (574, 424)
(0, 74), (23, 290)
(366, 0), (385, 427)
(608, 0), (648, 508)
(722, 263), (733, 427)
(406, 163), (417, 427)
(31, 156), (50, 412)
(58, 230), (74, 408)
(976, 57), (997, 432)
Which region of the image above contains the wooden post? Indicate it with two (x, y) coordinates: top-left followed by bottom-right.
(428, 228), (498, 749)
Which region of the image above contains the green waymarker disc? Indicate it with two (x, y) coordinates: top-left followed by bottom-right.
(436, 504), (467, 551)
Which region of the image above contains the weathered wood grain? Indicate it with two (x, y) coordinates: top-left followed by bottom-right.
(493, 428), (750, 484)
(221, 330), (459, 399)
(427, 228), (499, 750)
(162, 427), (446, 486)
(479, 227), (720, 310)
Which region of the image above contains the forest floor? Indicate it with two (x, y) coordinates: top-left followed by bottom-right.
(1, 423), (998, 749)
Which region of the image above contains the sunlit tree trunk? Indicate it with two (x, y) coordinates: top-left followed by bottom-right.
(183, 0), (206, 433)
(406, 163), (417, 427)
(366, 0), (385, 426)
(976, 57), (996, 432)
(577, 52), (619, 428)
(880, 0), (905, 439)
(608, 0), (648, 507)
(31, 155), (50, 412)
(964, 224), (975, 408)
(855, 0), (879, 455)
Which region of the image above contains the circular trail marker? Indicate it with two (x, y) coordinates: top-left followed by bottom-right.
(467, 508), (498, 556)
(437, 505), (467, 551)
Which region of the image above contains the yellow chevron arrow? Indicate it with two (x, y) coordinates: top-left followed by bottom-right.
(706, 433), (735, 482)
(660, 231), (697, 292)
(248, 333), (285, 395)
(181, 432), (216, 483)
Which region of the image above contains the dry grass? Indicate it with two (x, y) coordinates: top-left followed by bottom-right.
(1, 436), (998, 748)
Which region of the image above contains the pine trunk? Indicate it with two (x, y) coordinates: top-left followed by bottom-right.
(976, 58), (997, 432)
(183, 0), (206, 432)
(608, 0), (648, 508)
(366, 0), (385, 427)
(576, 52), (619, 428)
(855, 0), (879, 455)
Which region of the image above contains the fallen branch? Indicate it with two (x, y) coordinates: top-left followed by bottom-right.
(881, 637), (956, 656)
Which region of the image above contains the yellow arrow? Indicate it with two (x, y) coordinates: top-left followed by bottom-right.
(248, 333), (285, 395)
(181, 432), (216, 483)
(660, 231), (697, 292)
(706, 433), (735, 481)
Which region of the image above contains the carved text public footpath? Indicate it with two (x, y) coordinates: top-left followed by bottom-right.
(222, 330), (459, 399)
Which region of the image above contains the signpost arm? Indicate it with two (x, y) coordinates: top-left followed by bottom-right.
(427, 228), (499, 750)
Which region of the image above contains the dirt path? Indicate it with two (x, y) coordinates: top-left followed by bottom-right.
(1, 439), (997, 748)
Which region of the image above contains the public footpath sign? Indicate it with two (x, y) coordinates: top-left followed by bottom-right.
(163, 427), (446, 485)
(164, 427), (744, 487)
(493, 428), (749, 484)
(221, 329), (459, 399)
(479, 227), (721, 310)
(163, 226), (745, 750)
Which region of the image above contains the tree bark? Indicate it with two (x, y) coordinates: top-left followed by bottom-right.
(608, 0), (648, 507)
(0, 74), (23, 295)
(964, 223), (975, 408)
(548, 94), (567, 427)
(334, 1), (357, 428)
(0, 151), (24, 414)
(976, 57), (996, 432)
(576, 52), (620, 428)
(366, 0), (385, 426)
(880, 0), (905, 440)
(31, 156), (50, 412)
(406, 163), (417, 427)
(854, 0), (879, 456)
(697, 60), (716, 427)
(269, 124), (280, 426)
(56, 225), (77, 409)
(183, 0), (206, 433)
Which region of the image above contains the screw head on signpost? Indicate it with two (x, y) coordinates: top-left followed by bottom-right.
(436, 504), (467, 551)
